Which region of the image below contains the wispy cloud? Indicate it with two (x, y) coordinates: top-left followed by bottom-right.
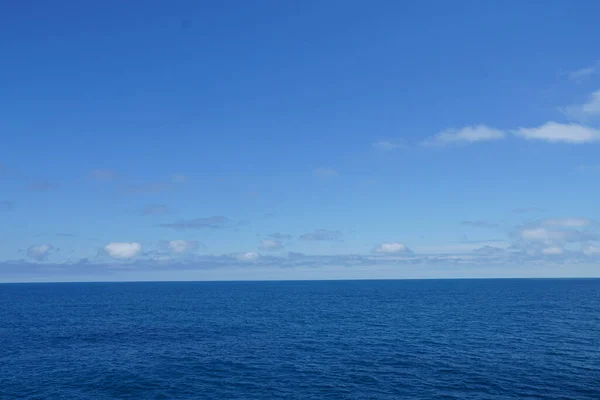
(568, 61), (600, 82)
(161, 240), (200, 254)
(461, 220), (498, 229)
(300, 229), (343, 241)
(372, 140), (404, 151)
(422, 125), (505, 146)
(561, 90), (600, 121)
(159, 216), (235, 230)
(513, 122), (600, 143)
(260, 239), (284, 251)
(269, 232), (292, 240)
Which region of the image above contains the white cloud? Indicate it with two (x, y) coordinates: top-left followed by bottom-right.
(513, 122), (600, 143)
(236, 252), (260, 261)
(568, 62), (599, 82)
(540, 218), (591, 228)
(520, 228), (567, 243)
(422, 125), (505, 146)
(27, 244), (54, 261)
(313, 167), (338, 178)
(541, 247), (564, 255)
(582, 244), (600, 256)
(562, 90), (600, 120)
(104, 242), (142, 259)
(372, 242), (412, 254)
(166, 240), (198, 254)
(260, 239), (284, 251)
(372, 140), (403, 151)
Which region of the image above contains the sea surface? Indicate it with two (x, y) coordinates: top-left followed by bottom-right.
(1, 279), (599, 399)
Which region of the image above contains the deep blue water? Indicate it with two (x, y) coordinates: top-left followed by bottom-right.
(1, 279), (599, 399)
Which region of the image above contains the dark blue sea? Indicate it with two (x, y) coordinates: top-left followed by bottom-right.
(1, 279), (599, 399)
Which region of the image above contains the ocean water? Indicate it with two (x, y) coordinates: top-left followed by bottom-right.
(1, 279), (599, 399)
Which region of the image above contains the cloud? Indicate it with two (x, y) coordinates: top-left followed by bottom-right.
(142, 205), (168, 216)
(26, 244), (55, 261)
(90, 169), (116, 181)
(300, 229), (343, 241)
(582, 244), (600, 256)
(372, 242), (412, 254)
(269, 232), (292, 240)
(568, 62), (599, 82)
(562, 90), (600, 120)
(540, 218), (591, 228)
(372, 140), (403, 151)
(104, 242), (141, 259)
(422, 125), (505, 146)
(26, 181), (58, 192)
(163, 240), (199, 254)
(0, 200), (14, 211)
(541, 247), (564, 255)
(159, 216), (234, 230)
(513, 122), (600, 143)
(236, 252), (260, 261)
(313, 167), (338, 178)
(473, 246), (505, 256)
(461, 220), (498, 229)
(511, 218), (598, 255)
(260, 239), (284, 251)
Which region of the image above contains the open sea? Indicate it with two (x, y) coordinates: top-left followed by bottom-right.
(1, 279), (599, 399)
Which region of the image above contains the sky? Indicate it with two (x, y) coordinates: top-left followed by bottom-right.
(2, 1), (600, 282)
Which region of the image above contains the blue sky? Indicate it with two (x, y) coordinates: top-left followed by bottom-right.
(2, 1), (600, 281)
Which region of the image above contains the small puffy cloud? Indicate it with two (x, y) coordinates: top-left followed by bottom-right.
(422, 125), (505, 146)
(562, 90), (600, 120)
(520, 228), (567, 243)
(159, 216), (233, 230)
(582, 244), (600, 256)
(372, 140), (403, 151)
(372, 242), (412, 254)
(300, 229), (343, 241)
(260, 239), (284, 251)
(541, 247), (564, 255)
(313, 167), (338, 178)
(164, 240), (199, 254)
(0, 200), (14, 211)
(27, 244), (54, 261)
(104, 242), (142, 259)
(461, 220), (498, 229)
(269, 232), (292, 240)
(236, 252), (260, 262)
(513, 122), (600, 143)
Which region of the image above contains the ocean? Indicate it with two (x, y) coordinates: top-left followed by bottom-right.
(1, 279), (599, 399)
